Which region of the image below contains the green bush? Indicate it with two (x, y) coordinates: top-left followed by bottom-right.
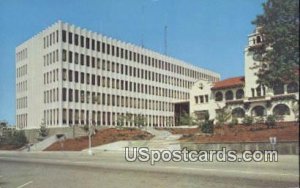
(228, 118), (238, 128)
(7, 130), (28, 148)
(265, 115), (277, 128)
(242, 115), (254, 126)
(201, 120), (214, 133)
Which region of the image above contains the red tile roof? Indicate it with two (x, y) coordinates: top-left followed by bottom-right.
(212, 76), (245, 90)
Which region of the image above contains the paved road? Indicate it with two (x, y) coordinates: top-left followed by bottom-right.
(0, 151), (298, 188)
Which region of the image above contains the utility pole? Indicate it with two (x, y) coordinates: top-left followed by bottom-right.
(88, 119), (93, 155)
(164, 25), (168, 55)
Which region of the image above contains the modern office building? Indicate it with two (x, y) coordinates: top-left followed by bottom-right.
(16, 20), (220, 129)
(190, 28), (299, 122)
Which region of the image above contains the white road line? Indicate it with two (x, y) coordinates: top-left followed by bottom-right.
(164, 166), (299, 177)
(17, 180), (33, 188)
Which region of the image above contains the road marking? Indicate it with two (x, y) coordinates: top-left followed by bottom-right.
(164, 166), (299, 177)
(17, 180), (33, 188)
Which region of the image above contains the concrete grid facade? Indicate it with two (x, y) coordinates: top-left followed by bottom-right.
(16, 21), (220, 129)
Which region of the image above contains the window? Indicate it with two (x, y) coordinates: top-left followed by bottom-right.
(62, 50), (67, 62)
(97, 41), (100, 52)
(75, 34), (79, 46)
(215, 92), (223, 101)
(86, 38), (90, 49)
(273, 81), (284, 95)
(225, 90), (233, 100)
(68, 51), (72, 63)
(232, 108), (245, 118)
(287, 82), (299, 93)
(236, 89), (244, 99)
(75, 53), (79, 64)
(273, 104), (290, 116)
(68, 32), (72, 44)
(62, 30), (66, 42)
(80, 36), (84, 47)
(62, 88), (67, 101)
(92, 39), (95, 50)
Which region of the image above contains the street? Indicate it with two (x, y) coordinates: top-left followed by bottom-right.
(0, 151), (298, 188)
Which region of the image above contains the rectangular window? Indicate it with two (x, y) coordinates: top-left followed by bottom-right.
(80, 54), (84, 65)
(97, 41), (100, 52)
(75, 53), (79, 64)
(68, 51), (72, 63)
(86, 38), (90, 49)
(80, 36), (84, 47)
(92, 39), (95, 50)
(62, 30), (66, 42)
(62, 50), (67, 62)
(102, 43), (105, 53)
(86, 56), (90, 67)
(68, 32), (72, 44)
(75, 34), (79, 46)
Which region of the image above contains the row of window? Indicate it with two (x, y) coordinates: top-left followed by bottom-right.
(195, 95), (209, 104)
(61, 88), (174, 111)
(16, 48), (27, 62)
(215, 89), (244, 101)
(16, 80), (27, 93)
(62, 50), (195, 89)
(44, 50), (59, 66)
(44, 88), (59, 103)
(16, 97), (27, 109)
(43, 30), (59, 49)
(62, 30), (218, 81)
(16, 64), (27, 78)
(44, 69), (59, 85)
(62, 70), (189, 99)
(16, 113), (27, 128)
(61, 109), (174, 126)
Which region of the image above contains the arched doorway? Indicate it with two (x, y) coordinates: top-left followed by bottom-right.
(251, 106), (266, 117)
(273, 104), (290, 116)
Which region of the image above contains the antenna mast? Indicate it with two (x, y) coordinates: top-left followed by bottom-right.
(164, 25), (168, 55)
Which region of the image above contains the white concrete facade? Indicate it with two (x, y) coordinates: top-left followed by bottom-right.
(190, 28), (299, 123)
(16, 21), (220, 129)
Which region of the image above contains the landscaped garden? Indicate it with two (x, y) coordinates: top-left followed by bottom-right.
(45, 128), (153, 151)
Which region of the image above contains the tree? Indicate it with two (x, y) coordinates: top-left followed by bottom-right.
(215, 107), (231, 127)
(134, 114), (147, 128)
(39, 119), (49, 138)
(251, 0), (299, 87)
(179, 111), (195, 126)
(200, 112), (214, 134)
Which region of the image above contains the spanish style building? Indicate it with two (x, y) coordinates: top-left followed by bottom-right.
(190, 28), (299, 123)
(16, 21), (220, 129)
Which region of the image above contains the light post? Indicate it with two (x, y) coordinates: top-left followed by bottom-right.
(88, 119), (93, 155)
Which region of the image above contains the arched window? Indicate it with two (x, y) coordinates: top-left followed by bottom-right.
(256, 36), (261, 43)
(232, 108), (245, 118)
(273, 82), (284, 95)
(225, 90), (233, 100)
(236, 89), (244, 99)
(215, 92), (223, 101)
(251, 106), (266, 117)
(273, 104), (290, 116)
(287, 82), (299, 93)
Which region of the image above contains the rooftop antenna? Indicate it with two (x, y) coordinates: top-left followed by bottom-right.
(164, 25), (168, 55)
(141, 2), (145, 48)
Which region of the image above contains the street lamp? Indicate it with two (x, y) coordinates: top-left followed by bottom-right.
(88, 119), (94, 155)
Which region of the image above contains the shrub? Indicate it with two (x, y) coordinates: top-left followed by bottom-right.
(201, 120), (214, 133)
(265, 115), (277, 128)
(39, 125), (49, 138)
(228, 118), (238, 128)
(7, 130), (28, 148)
(242, 115), (254, 126)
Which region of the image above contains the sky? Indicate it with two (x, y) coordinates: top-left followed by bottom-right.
(0, 0), (265, 124)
